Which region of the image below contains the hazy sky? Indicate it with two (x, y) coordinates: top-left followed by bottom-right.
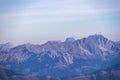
(0, 0), (120, 45)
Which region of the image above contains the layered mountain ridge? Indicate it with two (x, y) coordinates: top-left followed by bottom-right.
(0, 34), (120, 78)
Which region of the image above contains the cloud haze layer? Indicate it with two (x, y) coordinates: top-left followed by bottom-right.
(0, 0), (120, 45)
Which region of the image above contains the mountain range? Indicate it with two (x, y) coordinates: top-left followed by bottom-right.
(0, 34), (120, 80)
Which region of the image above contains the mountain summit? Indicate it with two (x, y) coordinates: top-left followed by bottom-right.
(0, 35), (120, 78)
(65, 37), (75, 42)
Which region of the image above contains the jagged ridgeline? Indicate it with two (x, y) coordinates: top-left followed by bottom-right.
(0, 35), (120, 80)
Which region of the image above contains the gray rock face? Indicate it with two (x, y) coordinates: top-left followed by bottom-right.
(0, 35), (120, 77)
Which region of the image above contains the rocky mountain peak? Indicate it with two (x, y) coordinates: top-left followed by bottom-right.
(65, 37), (75, 42)
(0, 34), (120, 77)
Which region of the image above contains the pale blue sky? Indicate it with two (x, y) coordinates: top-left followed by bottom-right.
(0, 0), (120, 45)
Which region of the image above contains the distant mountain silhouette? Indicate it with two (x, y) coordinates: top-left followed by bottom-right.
(0, 34), (120, 79)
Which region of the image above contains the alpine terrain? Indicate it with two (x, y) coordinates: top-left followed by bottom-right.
(0, 34), (120, 80)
